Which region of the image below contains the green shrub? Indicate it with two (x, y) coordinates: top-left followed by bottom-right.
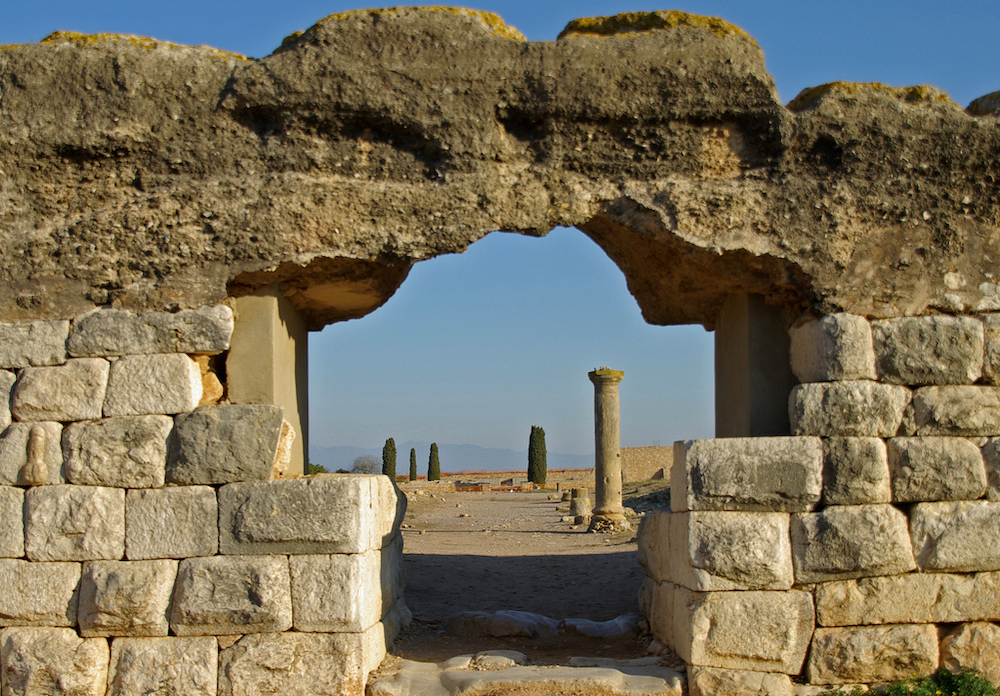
(306, 462), (327, 475)
(830, 670), (998, 696)
(382, 438), (397, 478)
(427, 443), (441, 481)
(409, 448), (418, 481)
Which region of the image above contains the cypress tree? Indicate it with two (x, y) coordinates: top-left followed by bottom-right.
(409, 448), (418, 481)
(382, 438), (397, 478)
(528, 425), (547, 484)
(427, 443), (441, 481)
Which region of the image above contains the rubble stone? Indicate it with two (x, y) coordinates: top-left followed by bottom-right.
(68, 305), (234, 357)
(788, 314), (876, 383)
(688, 666), (794, 696)
(0, 371), (14, 429)
(910, 500), (1000, 571)
(0, 560), (80, 627)
(984, 313), (1000, 385)
(0, 321), (69, 368)
(125, 486), (218, 560)
(63, 415), (173, 488)
(290, 552), (382, 632)
(887, 436), (987, 502)
(0, 487), (24, 557)
(0, 626), (109, 696)
(108, 636), (218, 696)
(10, 358), (109, 422)
(24, 485), (125, 562)
(807, 625), (939, 685)
(911, 386), (1000, 436)
(0, 422), (64, 486)
(985, 437), (1000, 502)
(789, 381), (911, 437)
(78, 559), (177, 637)
(872, 315), (984, 385)
(103, 353), (202, 417)
(822, 437), (891, 505)
(940, 622), (1000, 686)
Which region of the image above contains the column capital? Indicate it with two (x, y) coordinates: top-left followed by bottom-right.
(588, 367), (624, 384)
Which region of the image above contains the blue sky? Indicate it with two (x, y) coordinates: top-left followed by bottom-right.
(5, 1), (997, 459)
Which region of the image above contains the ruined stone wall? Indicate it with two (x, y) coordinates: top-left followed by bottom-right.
(622, 446), (671, 482)
(638, 311), (1000, 693)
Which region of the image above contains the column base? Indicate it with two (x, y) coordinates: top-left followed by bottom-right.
(588, 514), (632, 533)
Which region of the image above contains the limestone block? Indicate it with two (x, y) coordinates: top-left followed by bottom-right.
(382, 600), (412, 646)
(218, 631), (366, 696)
(872, 315), (984, 385)
(78, 559), (177, 637)
(24, 485), (125, 562)
(380, 534), (405, 611)
(790, 381), (912, 437)
(10, 358), (109, 422)
(671, 438), (822, 513)
(0, 321), (69, 368)
(219, 475), (400, 554)
(125, 486), (218, 560)
(0, 370), (14, 429)
(108, 636), (218, 696)
(68, 305), (234, 357)
(103, 354), (202, 417)
(0, 422), (64, 486)
(638, 508), (669, 582)
(290, 552), (382, 633)
(911, 386), (1000, 436)
(822, 437), (891, 505)
(167, 404), (284, 484)
(984, 313), (1000, 384)
(815, 572), (1000, 626)
(887, 436), (987, 502)
(940, 622), (1000, 686)
(63, 415), (173, 488)
(170, 555), (292, 636)
(688, 666), (794, 696)
(0, 627), (109, 696)
(807, 625), (939, 685)
(0, 487), (24, 558)
(791, 505), (915, 583)
(985, 438), (1000, 502)
(0, 560), (80, 627)
(910, 500), (1000, 571)
(788, 314), (876, 383)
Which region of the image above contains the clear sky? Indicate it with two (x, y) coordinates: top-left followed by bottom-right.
(5, 1), (998, 459)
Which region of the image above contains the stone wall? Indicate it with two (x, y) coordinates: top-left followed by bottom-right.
(622, 446), (671, 482)
(638, 311), (1000, 693)
(0, 305), (407, 696)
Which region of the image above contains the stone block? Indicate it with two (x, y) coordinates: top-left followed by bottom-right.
(984, 313), (1000, 385)
(68, 305), (234, 357)
(219, 475), (401, 555)
(822, 437), (891, 505)
(671, 438), (822, 513)
(103, 354), (202, 417)
(807, 625), (939, 685)
(0, 321), (69, 368)
(638, 508), (668, 582)
(0, 422), (64, 486)
(25, 485), (125, 562)
(910, 500), (1000, 571)
(872, 315), (984, 385)
(218, 631), (366, 696)
(887, 436), (987, 502)
(791, 505), (915, 583)
(0, 486), (24, 558)
(108, 636), (218, 696)
(815, 572), (1000, 626)
(0, 370), (14, 429)
(985, 438), (1000, 502)
(63, 415), (173, 488)
(911, 386), (1000, 436)
(125, 486), (218, 560)
(290, 552), (382, 632)
(78, 559), (177, 637)
(0, 627), (109, 696)
(170, 555), (292, 636)
(0, 560), (80, 627)
(381, 534), (405, 611)
(167, 404), (284, 484)
(10, 358), (109, 422)
(940, 622), (1000, 686)
(790, 381), (912, 437)
(788, 314), (876, 383)
(688, 666), (794, 696)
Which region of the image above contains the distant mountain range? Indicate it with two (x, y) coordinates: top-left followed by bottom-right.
(310, 441), (593, 473)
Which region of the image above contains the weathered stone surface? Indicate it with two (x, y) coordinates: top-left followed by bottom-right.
(167, 404), (284, 484)
(78, 560), (177, 637)
(10, 358), (109, 422)
(0, 627), (109, 696)
(0, 487), (24, 557)
(985, 437), (1000, 502)
(688, 667), (794, 696)
(289, 552), (382, 632)
(380, 534), (405, 611)
(791, 505), (915, 583)
(911, 386), (1000, 436)
(940, 622), (1000, 686)
(68, 305), (234, 357)
(822, 437), (891, 505)
(108, 636), (218, 696)
(0, 321), (69, 368)
(63, 415), (173, 488)
(125, 486), (218, 560)
(910, 500), (1000, 571)
(638, 509), (669, 582)
(103, 353), (203, 417)
(984, 313), (1000, 385)
(872, 315), (984, 385)
(219, 475), (401, 554)
(671, 437), (822, 512)
(0, 371), (14, 429)
(0, 560), (80, 627)
(218, 631), (366, 696)
(807, 625), (939, 685)
(887, 436), (987, 502)
(789, 382), (911, 437)
(24, 485), (125, 562)
(815, 572), (1000, 626)
(788, 314), (876, 383)
(170, 555), (292, 636)
(0, 422), (64, 486)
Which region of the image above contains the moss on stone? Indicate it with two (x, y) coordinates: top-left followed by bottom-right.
(39, 30), (249, 62)
(558, 11), (755, 44)
(787, 81), (959, 112)
(313, 6), (526, 42)
(967, 90), (1000, 117)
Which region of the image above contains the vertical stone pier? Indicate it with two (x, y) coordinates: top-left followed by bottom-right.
(588, 367), (630, 533)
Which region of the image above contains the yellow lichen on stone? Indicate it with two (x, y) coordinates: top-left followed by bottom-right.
(967, 90), (1000, 117)
(313, 6), (526, 41)
(558, 11), (755, 44)
(787, 81), (959, 112)
(39, 30), (249, 61)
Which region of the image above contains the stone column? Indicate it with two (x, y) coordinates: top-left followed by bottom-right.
(588, 367), (630, 532)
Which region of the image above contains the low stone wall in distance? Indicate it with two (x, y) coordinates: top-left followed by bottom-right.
(622, 446), (671, 482)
